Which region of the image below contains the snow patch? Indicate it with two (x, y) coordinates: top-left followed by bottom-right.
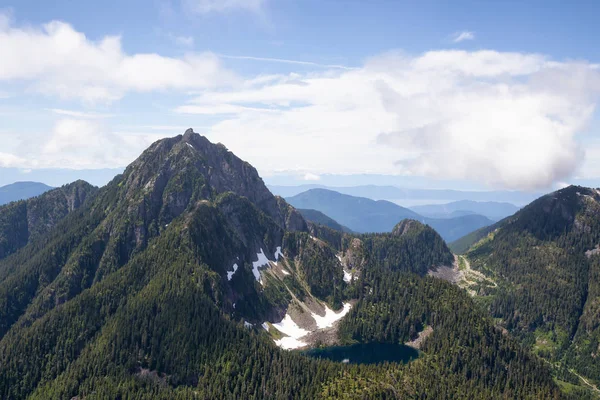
(343, 270), (353, 283)
(311, 303), (352, 329)
(226, 263), (238, 281)
(281, 269), (290, 276)
(274, 246), (283, 261)
(275, 336), (307, 350)
(261, 322), (269, 331)
(270, 314), (310, 350)
(272, 314), (310, 339)
(336, 254), (343, 262)
(186, 143), (194, 149)
(252, 248), (270, 283)
(244, 321), (253, 328)
(233, 302), (236, 309)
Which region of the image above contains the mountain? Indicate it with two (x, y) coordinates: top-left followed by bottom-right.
(426, 213), (495, 242)
(456, 185), (600, 391)
(0, 181), (53, 205)
(0, 130), (563, 399)
(448, 222), (499, 254)
(269, 184), (541, 205)
(287, 189), (494, 242)
(410, 200), (520, 221)
(287, 188), (420, 232)
(296, 208), (352, 233)
(0, 180), (96, 260)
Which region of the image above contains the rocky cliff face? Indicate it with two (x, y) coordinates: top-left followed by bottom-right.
(0, 180), (96, 260)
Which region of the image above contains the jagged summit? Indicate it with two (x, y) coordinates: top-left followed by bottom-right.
(115, 129), (306, 235)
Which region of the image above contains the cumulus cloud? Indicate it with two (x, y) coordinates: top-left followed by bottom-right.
(2, 13), (599, 189)
(183, 0), (266, 14)
(178, 50), (600, 190)
(0, 15), (236, 101)
(452, 31), (475, 42)
(1, 119), (164, 169)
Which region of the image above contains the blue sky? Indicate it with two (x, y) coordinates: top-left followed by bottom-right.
(1, 0), (600, 190)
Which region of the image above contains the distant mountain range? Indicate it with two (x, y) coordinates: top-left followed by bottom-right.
(0, 182), (53, 205)
(286, 189), (494, 242)
(410, 200), (520, 221)
(269, 184), (540, 206)
(296, 208), (353, 233)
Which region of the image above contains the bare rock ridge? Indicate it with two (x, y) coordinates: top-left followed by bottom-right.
(121, 128), (305, 236)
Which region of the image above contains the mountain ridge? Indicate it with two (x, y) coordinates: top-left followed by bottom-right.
(287, 188), (494, 242)
(456, 185), (600, 390)
(0, 129), (565, 399)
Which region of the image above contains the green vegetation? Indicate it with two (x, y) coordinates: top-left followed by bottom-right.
(0, 133), (571, 398)
(463, 185), (600, 389)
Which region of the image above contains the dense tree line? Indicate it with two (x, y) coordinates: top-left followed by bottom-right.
(466, 185), (600, 387)
(0, 137), (585, 398)
(343, 220), (454, 276)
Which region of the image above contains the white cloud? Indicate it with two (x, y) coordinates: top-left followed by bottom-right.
(302, 173), (321, 181)
(219, 54), (356, 70)
(176, 103), (280, 115)
(0, 152), (25, 167)
(452, 31), (475, 43)
(0, 8), (12, 31)
(48, 108), (114, 118)
(178, 50), (600, 190)
(1, 119), (165, 169)
(0, 15), (236, 101)
(184, 0), (267, 14)
(169, 34), (194, 47)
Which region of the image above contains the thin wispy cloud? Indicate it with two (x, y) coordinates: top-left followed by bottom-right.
(170, 34), (194, 47)
(184, 0), (266, 14)
(219, 54), (357, 70)
(48, 109), (114, 119)
(452, 31), (475, 43)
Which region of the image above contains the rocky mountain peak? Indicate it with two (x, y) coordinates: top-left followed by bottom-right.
(109, 129), (307, 252)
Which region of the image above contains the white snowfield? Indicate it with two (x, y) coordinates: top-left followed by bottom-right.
(252, 248), (270, 283)
(272, 314), (310, 338)
(266, 302), (353, 350)
(271, 314), (309, 350)
(274, 246), (283, 261)
(275, 336), (308, 350)
(281, 269), (290, 275)
(343, 270), (353, 283)
(227, 263), (239, 281)
(311, 303), (352, 329)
